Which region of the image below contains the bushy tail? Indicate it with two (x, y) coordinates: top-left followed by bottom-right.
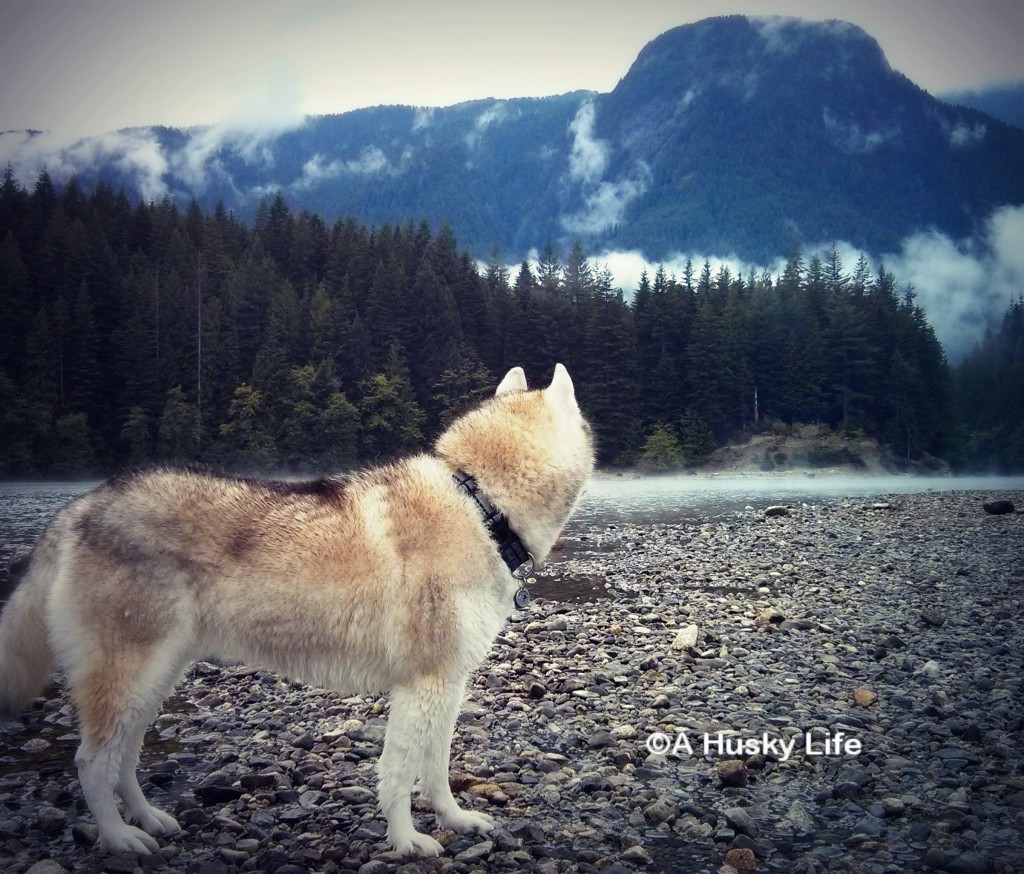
(0, 548), (55, 719)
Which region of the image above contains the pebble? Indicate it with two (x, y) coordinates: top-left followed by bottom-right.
(1, 487), (1022, 874)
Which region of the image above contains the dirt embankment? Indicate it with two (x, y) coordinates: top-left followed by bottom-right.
(702, 424), (949, 477)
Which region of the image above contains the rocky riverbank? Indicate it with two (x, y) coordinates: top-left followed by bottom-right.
(2, 490), (1023, 874)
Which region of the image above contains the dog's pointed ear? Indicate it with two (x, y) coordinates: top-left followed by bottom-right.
(496, 366), (528, 396)
(547, 363), (577, 407)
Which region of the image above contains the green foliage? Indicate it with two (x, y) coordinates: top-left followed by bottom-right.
(219, 384), (276, 470)
(358, 371), (425, 460)
(157, 385), (199, 463)
(677, 413), (716, 466)
(638, 424), (685, 472)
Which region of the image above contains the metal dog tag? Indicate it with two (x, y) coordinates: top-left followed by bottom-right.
(513, 586), (531, 610)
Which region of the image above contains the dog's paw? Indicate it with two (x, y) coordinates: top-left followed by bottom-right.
(390, 830), (444, 857)
(133, 805), (180, 837)
(100, 823), (160, 855)
(439, 808), (494, 835)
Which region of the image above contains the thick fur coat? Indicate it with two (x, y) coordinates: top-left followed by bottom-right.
(0, 365), (594, 856)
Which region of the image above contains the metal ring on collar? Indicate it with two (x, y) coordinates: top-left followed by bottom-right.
(512, 552), (535, 580)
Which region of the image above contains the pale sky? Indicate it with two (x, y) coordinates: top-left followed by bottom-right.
(2, 0), (1023, 141)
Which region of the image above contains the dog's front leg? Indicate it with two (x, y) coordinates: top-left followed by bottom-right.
(416, 683), (494, 836)
(378, 677), (491, 856)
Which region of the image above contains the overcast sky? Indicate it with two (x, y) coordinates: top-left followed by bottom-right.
(2, 0), (1023, 140)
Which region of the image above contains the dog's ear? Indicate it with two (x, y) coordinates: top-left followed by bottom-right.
(496, 366), (528, 396)
(547, 363), (577, 408)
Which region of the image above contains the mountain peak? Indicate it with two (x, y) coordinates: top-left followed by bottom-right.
(612, 15), (895, 104)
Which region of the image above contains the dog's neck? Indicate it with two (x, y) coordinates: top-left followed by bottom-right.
(451, 469), (532, 577)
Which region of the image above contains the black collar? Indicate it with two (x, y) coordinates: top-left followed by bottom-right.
(452, 469), (533, 577)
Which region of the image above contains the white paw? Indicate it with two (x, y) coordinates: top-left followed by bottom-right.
(439, 808), (494, 835)
(100, 823), (160, 855)
(132, 806), (180, 836)
(389, 829), (444, 857)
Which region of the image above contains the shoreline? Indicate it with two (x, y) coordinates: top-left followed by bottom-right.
(1, 489), (1023, 873)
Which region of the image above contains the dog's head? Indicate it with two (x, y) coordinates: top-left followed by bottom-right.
(436, 364), (594, 562)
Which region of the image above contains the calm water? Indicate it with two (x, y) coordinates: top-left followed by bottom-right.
(575, 473), (1024, 525)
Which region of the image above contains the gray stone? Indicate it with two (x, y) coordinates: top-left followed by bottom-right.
(587, 730), (616, 749)
(724, 807), (759, 838)
(454, 840), (494, 863)
(620, 844), (653, 864)
(982, 499), (1014, 515)
(35, 805), (66, 836)
(643, 797), (678, 824)
(946, 852), (991, 874)
(336, 785), (376, 803)
(671, 624), (699, 650)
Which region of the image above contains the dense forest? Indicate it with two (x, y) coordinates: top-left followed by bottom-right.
(0, 169), (1018, 476)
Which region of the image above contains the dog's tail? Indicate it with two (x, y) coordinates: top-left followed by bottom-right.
(0, 543), (56, 719)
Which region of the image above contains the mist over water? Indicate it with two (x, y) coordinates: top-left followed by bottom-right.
(572, 473), (1024, 526)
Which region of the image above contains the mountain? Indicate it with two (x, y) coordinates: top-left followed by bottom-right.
(6, 15), (1024, 262)
(940, 82), (1024, 131)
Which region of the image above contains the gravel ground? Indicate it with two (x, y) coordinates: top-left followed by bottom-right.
(1, 488), (1023, 874)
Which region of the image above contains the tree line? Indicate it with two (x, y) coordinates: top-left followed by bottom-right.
(0, 169), (1016, 476)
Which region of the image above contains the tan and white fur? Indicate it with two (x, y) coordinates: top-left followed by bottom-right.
(0, 364), (594, 857)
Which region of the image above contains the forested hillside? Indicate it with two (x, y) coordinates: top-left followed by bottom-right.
(0, 171), (1012, 477)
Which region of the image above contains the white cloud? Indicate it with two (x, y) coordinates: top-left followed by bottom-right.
(561, 100), (651, 235)
(0, 128), (170, 202)
(823, 108), (900, 153)
(260, 146), (397, 198)
(1, 59), (310, 199)
(465, 101), (517, 150)
(561, 165), (652, 236)
(169, 61), (309, 191)
(883, 205), (1024, 360)
(412, 107), (434, 132)
(567, 100), (608, 184)
(949, 121), (986, 148)
(343, 146), (391, 176)
(752, 16), (857, 54)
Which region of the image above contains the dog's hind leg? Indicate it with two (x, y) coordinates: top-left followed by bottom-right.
(378, 676), (493, 857)
(113, 672), (185, 839)
(71, 639), (191, 854)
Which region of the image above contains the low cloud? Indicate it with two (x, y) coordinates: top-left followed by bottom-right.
(567, 101), (608, 184)
(465, 101), (516, 150)
(172, 67), (307, 191)
(882, 205), (1024, 361)
(0, 127), (170, 202)
(823, 108), (900, 153)
(753, 17), (858, 54)
(2, 60), (308, 198)
(412, 107), (434, 132)
(561, 165), (652, 236)
(948, 121), (986, 148)
(583, 206), (1024, 364)
(562, 100), (650, 235)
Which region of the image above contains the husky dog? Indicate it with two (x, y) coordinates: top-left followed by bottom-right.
(0, 364), (594, 857)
